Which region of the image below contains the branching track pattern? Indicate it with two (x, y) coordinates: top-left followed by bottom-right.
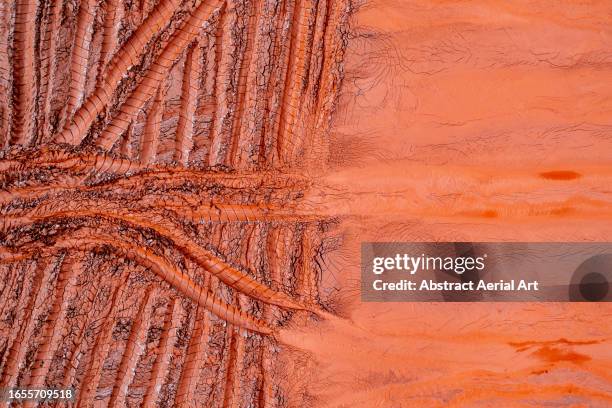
(0, 0), (352, 406)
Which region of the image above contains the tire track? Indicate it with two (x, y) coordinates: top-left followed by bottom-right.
(174, 304), (211, 406)
(53, 0), (183, 145)
(37, 0), (62, 141)
(229, 0), (258, 169)
(0, 259), (41, 388)
(97, 0), (120, 81)
(95, 0), (223, 151)
(24, 254), (80, 393)
(140, 85), (164, 164)
(5, 208), (308, 311)
(277, 0), (312, 165)
(58, 257), (110, 392)
(207, 3), (233, 166)
(141, 297), (180, 407)
(74, 262), (129, 407)
(10, 0), (38, 146)
(174, 42), (201, 165)
(64, 0), (97, 120)
(107, 287), (155, 407)
(0, 0), (12, 148)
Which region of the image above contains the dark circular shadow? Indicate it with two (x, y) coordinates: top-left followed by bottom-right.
(579, 272), (609, 301)
(569, 255), (612, 302)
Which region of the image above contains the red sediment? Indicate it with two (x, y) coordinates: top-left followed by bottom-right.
(532, 346), (591, 364)
(539, 170), (582, 181)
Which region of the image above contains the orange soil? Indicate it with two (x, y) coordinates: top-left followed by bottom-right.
(282, 1), (612, 407)
(1, 0), (612, 407)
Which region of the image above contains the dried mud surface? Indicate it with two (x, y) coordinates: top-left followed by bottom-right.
(2, 0), (612, 407)
(0, 0), (351, 406)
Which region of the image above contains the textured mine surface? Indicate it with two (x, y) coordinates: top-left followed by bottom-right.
(0, 0), (350, 406)
(2, 0), (612, 407)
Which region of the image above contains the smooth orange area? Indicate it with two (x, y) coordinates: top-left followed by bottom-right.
(288, 0), (612, 406)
